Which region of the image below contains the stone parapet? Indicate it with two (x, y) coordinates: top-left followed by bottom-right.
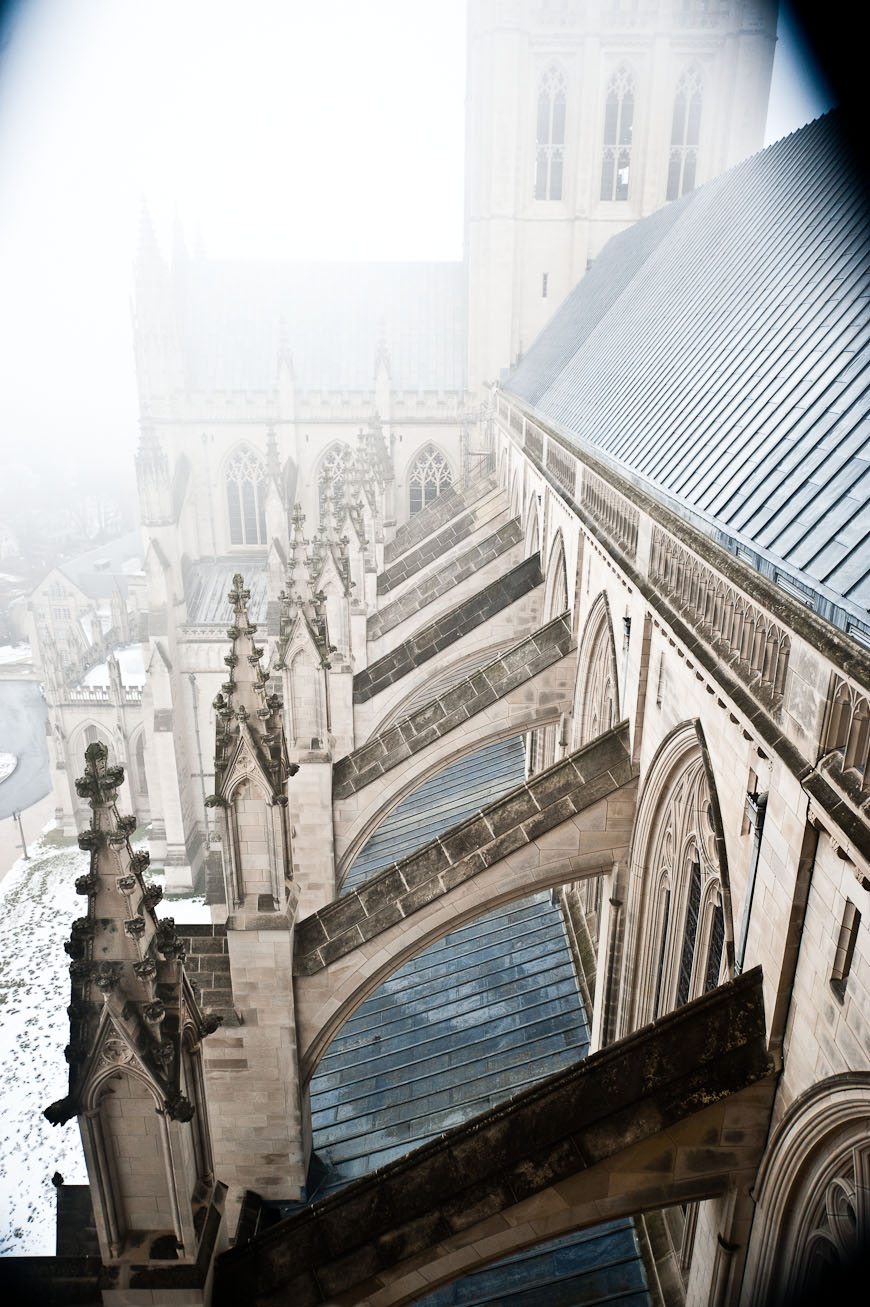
(354, 554), (543, 704)
(335, 613), (572, 799)
(369, 517), (523, 640)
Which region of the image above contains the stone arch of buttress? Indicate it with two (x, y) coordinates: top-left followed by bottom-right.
(523, 493), (540, 555)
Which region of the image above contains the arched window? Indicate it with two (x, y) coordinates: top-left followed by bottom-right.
(535, 66), (567, 201)
(408, 446), (452, 516)
(667, 67), (703, 201)
(676, 852), (702, 1007)
(133, 731), (149, 798)
(226, 445), (267, 546)
(600, 66), (635, 201)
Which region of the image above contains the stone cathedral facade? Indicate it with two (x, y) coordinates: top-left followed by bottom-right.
(11, 3), (870, 1306)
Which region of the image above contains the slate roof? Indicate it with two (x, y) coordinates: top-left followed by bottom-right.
(180, 260), (467, 395)
(184, 559), (268, 625)
(57, 530), (143, 600)
(506, 112), (870, 623)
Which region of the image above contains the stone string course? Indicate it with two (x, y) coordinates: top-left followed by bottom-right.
(335, 614), (573, 799)
(297, 723), (633, 974)
(354, 554), (544, 704)
(383, 471), (498, 566)
(368, 518), (523, 639)
(214, 969), (772, 1307)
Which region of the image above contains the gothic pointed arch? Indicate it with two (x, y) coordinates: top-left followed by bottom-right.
(745, 1074), (870, 1303)
(600, 64), (635, 201)
(524, 494), (540, 556)
(618, 719), (732, 1036)
(535, 63), (567, 201)
(510, 467), (523, 519)
(407, 442), (454, 516)
(667, 65), (703, 201)
(573, 592), (620, 748)
(543, 530), (568, 621)
(224, 442), (268, 546)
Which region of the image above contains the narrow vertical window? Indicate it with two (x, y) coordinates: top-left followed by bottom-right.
(408, 445), (452, 516)
(831, 901), (861, 1002)
(226, 446), (267, 546)
(653, 887), (672, 1018)
(704, 899), (725, 992)
(600, 66), (635, 201)
(676, 857), (702, 1006)
(535, 66), (567, 201)
(667, 68), (703, 201)
(542, 272), (549, 298)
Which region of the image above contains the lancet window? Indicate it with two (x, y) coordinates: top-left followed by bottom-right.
(318, 444), (351, 516)
(408, 445), (453, 516)
(226, 445), (267, 546)
(600, 66), (635, 201)
(666, 67), (703, 201)
(637, 747), (725, 1027)
(535, 66), (567, 201)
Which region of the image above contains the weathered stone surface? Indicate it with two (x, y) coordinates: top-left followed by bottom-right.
(213, 971), (773, 1307)
(297, 722), (634, 974)
(382, 471), (498, 568)
(354, 555), (543, 704)
(370, 518), (522, 637)
(333, 615), (572, 799)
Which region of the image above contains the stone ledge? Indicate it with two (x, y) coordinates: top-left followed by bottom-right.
(354, 554), (543, 704)
(297, 722), (633, 974)
(335, 614), (573, 798)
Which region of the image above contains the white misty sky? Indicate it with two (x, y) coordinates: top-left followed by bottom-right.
(0, 0), (833, 475)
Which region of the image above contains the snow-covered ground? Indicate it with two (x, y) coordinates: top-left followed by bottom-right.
(0, 830), (208, 1255)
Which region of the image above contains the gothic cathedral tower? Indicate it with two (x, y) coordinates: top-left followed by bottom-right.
(464, 0), (778, 394)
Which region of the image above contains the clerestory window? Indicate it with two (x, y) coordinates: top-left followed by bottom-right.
(667, 67), (703, 201)
(535, 66), (567, 201)
(408, 445), (453, 516)
(226, 445), (267, 546)
(600, 66), (635, 201)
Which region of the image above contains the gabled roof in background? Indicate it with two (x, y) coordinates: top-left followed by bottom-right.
(179, 261), (467, 395)
(506, 112), (870, 622)
(50, 530), (143, 601)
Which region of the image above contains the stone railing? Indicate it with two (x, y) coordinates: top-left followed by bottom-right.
(650, 527), (790, 701)
(546, 439), (577, 496)
(581, 468), (639, 560)
(66, 685), (143, 706)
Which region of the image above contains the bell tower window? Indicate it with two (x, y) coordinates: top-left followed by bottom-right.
(534, 66), (566, 201)
(226, 445), (267, 546)
(600, 66), (635, 201)
(667, 67), (703, 201)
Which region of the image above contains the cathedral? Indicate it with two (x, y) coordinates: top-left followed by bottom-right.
(6, 2), (870, 1304)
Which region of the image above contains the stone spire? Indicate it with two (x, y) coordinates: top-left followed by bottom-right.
(45, 742), (215, 1129)
(211, 574), (290, 804)
(135, 423), (172, 526)
(279, 508), (331, 664)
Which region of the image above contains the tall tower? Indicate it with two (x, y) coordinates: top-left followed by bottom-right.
(464, 0), (778, 393)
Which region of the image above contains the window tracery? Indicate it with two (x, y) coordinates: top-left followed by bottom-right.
(318, 444), (352, 516)
(600, 66), (635, 201)
(535, 66), (567, 201)
(634, 747), (723, 1026)
(226, 445), (267, 546)
(408, 445), (453, 516)
(667, 67), (703, 201)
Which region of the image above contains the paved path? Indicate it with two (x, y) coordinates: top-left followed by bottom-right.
(0, 791), (56, 883)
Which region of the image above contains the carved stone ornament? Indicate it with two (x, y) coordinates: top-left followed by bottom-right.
(99, 1036), (134, 1068)
(116, 874), (137, 893)
(94, 961), (124, 993)
(166, 1093), (196, 1123)
(124, 915), (146, 939)
(143, 1000), (166, 1024)
(133, 957), (157, 981)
